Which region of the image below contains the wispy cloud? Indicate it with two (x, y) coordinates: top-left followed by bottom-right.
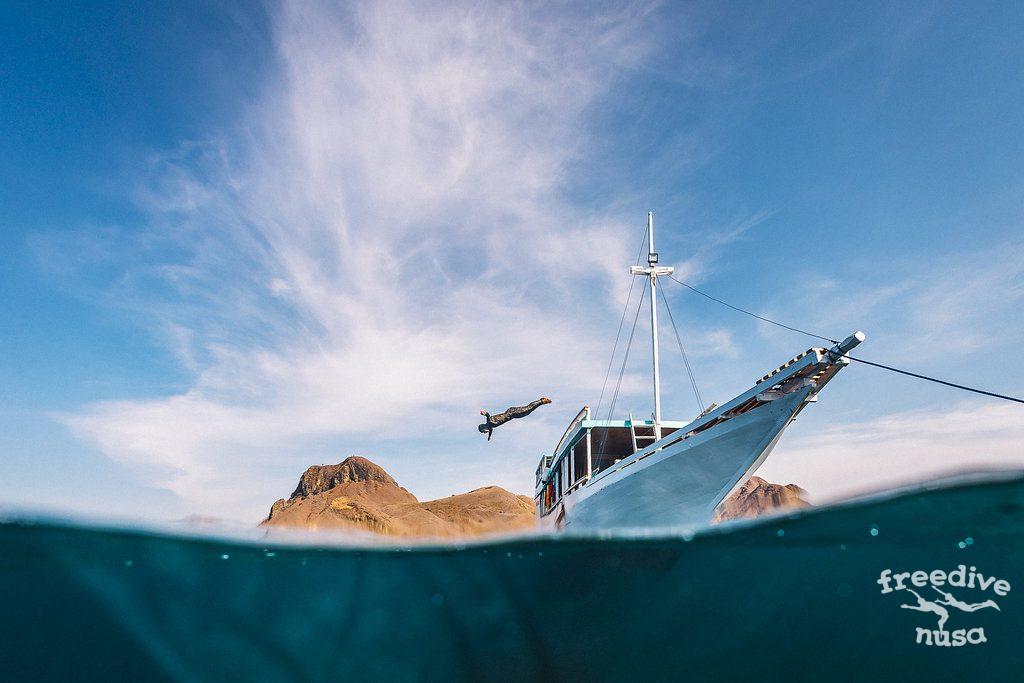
(59, 1), (691, 517)
(746, 240), (1024, 366)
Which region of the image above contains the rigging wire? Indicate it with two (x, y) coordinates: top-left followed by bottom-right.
(658, 286), (705, 414)
(666, 274), (839, 345)
(837, 354), (1024, 405)
(594, 221), (650, 422)
(663, 275), (1024, 406)
(596, 279), (648, 456)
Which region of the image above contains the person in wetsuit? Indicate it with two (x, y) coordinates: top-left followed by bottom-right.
(478, 397), (552, 440)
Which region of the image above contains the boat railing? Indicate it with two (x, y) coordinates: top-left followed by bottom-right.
(564, 477), (588, 497)
(551, 405), (589, 465)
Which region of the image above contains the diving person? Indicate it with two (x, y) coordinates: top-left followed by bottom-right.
(478, 397), (552, 441)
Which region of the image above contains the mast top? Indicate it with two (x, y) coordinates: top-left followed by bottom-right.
(630, 212), (675, 278)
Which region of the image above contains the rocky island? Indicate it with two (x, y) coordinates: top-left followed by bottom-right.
(262, 456), (809, 537)
(712, 476), (810, 523)
(262, 456), (536, 537)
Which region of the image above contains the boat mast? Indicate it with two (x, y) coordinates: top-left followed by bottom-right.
(630, 211), (674, 440)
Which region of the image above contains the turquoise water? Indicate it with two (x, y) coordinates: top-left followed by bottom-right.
(2, 473), (1023, 681)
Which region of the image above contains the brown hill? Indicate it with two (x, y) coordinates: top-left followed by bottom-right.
(262, 456), (536, 538)
(712, 476), (810, 523)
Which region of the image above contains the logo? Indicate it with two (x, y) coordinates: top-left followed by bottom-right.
(877, 565), (1011, 647)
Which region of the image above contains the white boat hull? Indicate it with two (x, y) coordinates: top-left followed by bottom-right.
(557, 387), (812, 531)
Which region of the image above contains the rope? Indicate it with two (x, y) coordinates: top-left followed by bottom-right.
(594, 221), (650, 423)
(838, 354), (1024, 404)
(596, 279), (648, 456)
(666, 274), (839, 344)
(664, 275), (1024, 405)
(659, 286), (705, 413)
(605, 280), (647, 429)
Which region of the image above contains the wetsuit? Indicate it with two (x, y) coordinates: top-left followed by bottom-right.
(478, 397), (551, 440)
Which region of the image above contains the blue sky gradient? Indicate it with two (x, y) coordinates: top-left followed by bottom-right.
(2, 1), (1022, 521)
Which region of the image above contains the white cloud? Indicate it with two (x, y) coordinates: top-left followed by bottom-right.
(61, 0), (694, 518)
(787, 243), (1024, 364)
(760, 401), (1024, 502)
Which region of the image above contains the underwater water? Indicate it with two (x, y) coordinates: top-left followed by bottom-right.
(2, 473), (1023, 682)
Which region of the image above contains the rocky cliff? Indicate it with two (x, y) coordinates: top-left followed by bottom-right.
(262, 456), (536, 538)
(712, 476), (810, 522)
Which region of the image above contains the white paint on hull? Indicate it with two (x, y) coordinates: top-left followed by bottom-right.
(559, 388), (810, 531)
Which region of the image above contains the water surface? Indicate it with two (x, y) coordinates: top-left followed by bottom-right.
(2, 473), (1022, 681)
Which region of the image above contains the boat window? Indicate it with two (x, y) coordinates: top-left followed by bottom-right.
(572, 439), (588, 483)
(589, 427), (633, 475)
(541, 479), (556, 512)
(588, 426), (682, 475)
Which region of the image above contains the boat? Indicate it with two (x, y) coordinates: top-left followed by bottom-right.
(535, 212), (865, 531)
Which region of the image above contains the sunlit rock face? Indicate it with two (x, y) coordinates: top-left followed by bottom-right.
(262, 456), (536, 538)
(712, 476), (809, 523)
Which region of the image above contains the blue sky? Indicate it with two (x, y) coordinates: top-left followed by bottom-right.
(2, 1), (1023, 522)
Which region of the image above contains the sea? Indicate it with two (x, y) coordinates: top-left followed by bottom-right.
(2, 471), (1022, 681)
